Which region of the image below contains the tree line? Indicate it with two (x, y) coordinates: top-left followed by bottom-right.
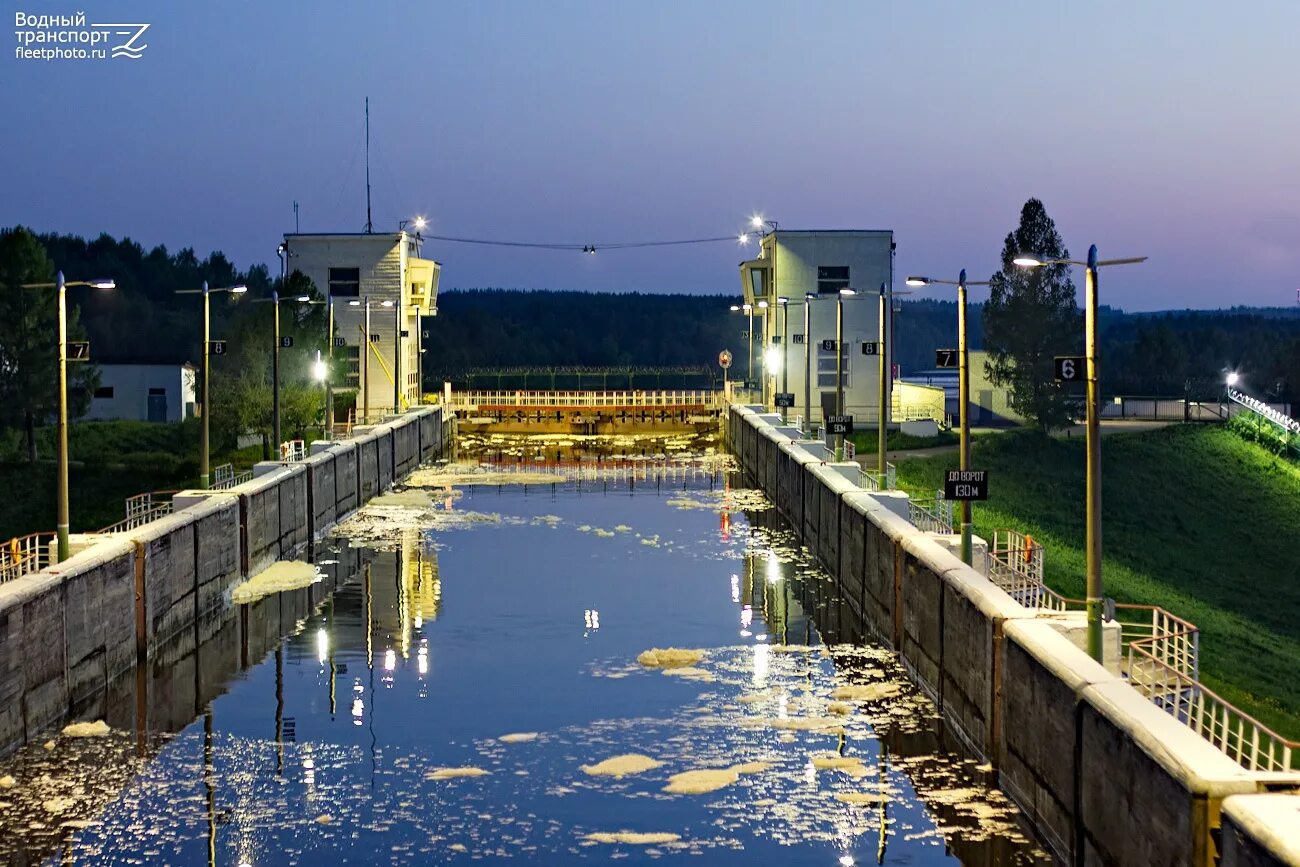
(2, 219), (1299, 453)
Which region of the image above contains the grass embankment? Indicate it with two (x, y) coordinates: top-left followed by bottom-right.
(0, 420), (282, 540)
(892, 425), (1300, 740)
(848, 427), (959, 456)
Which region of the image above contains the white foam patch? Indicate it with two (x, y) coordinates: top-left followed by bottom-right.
(663, 762), (771, 794)
(498, 733), (539, 744)
(585, 831), (682, 845)
(426, 767), (491, 780)
(231, 561), (320, 605)
(580, 754), (663, 778)
(61, 720), (111, 738)
(637, 648), (705, 668)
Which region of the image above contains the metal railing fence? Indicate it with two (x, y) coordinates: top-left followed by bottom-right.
(450, 390), (724, 410)
(908, 489), (953, 534)
(0, 532), (56, 584)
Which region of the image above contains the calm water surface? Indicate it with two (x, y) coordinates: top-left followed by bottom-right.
(0, 453), (1051, 865)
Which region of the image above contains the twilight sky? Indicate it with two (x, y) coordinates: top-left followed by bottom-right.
(3, 1), (1298, 310)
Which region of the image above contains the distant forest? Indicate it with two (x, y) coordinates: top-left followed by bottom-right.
(16, 231), (1300, 403)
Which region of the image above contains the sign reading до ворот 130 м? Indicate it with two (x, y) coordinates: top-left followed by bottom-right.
(15, 12), (150, 61)
(944, 469), (988, 501)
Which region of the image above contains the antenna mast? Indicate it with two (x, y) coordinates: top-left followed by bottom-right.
(364, 97), (373, 234)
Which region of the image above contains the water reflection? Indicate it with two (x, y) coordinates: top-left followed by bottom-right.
(0, 453), (1049, 865)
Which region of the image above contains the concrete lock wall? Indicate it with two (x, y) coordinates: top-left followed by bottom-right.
(0, 407), (450, 756)
(0, 539), (136, 754)
(726, 405), (1300, 867)
(331, 440), (360, 518)
(304, 449), (338, 538)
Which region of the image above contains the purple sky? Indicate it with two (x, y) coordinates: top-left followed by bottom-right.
(4, 1), (1298, 310)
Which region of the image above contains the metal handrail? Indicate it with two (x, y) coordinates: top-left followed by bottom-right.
(212, 463), (253, 490)
(0, 532), (57, 583)
(448, 389), (724, 410)
(1010, 563), (1295, 770)
(990, 530), (1046, 607)
(908, 489), (953, 534)
(98, 490), (178, 534)
(1124, 650), (1298, 772)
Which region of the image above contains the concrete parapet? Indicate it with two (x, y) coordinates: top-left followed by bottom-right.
(939, 563), (1029, 758)
(127, 511), (198, 650)
(1000, 619), (1116, 862)
(303, 448), (338, 539)
(352, 430), (381, 503)
(897, 533), (951, 697)
(392, 415), (420, 479)
(728, 405), (1300, 865)
(330, 440), (359, 518)
(1078, 679), (1298, 866)
(811, 463), (859, 577)
(3, 575), (69, 748)
(177, 494), (241, 630)
(45, 540), (136, 720)
(1221, 794), (1300, 867)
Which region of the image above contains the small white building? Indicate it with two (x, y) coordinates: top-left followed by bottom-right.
(739, 230), (895, 425)
(88, 364), (197, 423)
(283, 231), (441, 421)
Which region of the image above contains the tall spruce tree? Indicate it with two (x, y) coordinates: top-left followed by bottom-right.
(0, 227), (97, 461)
(982, 199), (1082, 432)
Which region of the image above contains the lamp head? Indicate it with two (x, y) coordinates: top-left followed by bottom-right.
(313, 355), (327, 382)
(348, 299), (362, 307)
(757, 300), (768, 308)
(742, 303), (752, 312)
(750, 215), (764, 229)
(412, 216), (427, 231)
(763, 346), (782, 372)
(296, 294), (311, 302)
(737, 233), (750, 244)
(804, 292), (816, 301)
(839, 288), (857, 296)
(905, 276), (930, 287)
(729, 305), (740, 311)
(90, 279), (116, 290)
(777, 296), (788, 305)
(1013, 255), (1046, 268)
(1226, 371), (1240, 387)
(381, 300), (394, 308)
(230, 285), (248, 294)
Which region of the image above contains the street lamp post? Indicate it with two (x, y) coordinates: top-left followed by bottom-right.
(176, 281), (247, 488)
(804, 293), (815, 434)
(20, 272), (115, 562)
(745, 303), (754, 384)
(835, 288), (855, 460)
(778, 297), (789, 422)
(1014, 245), (1147, 662)
(876, 283), (889, 487)
(906, 270), (991, 566)
(325, 296), (335, 438)
(393, 299), (402, 414)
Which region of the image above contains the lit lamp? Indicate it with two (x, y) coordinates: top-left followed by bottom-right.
(19, 273), (115, 561)
(1014, 245), (1147, 662)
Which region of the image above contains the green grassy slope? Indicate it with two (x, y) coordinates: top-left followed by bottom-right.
(893, 425), (1300, 739)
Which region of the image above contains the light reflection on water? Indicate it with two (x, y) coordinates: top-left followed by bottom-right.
(0, 452), (1051, 865)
